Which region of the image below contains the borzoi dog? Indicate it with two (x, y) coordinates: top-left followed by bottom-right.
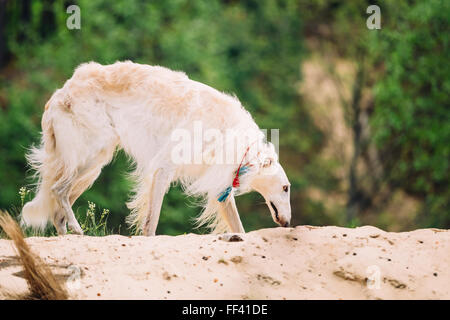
(21, 61), (291, 236)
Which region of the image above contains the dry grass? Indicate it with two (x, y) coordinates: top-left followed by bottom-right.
(0, 211), (68, 300)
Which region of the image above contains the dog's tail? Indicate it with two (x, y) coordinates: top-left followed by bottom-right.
(21, 103), (60, 230)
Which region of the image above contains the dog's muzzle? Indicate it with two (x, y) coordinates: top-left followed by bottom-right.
(270, 201), (290, 227)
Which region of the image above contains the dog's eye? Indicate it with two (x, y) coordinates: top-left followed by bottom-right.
(283, 185), (289, 193)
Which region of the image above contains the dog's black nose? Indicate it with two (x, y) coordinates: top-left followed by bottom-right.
(283, 221), (290, 228)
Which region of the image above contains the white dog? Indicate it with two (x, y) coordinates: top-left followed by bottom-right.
(21, 61), (291, 236)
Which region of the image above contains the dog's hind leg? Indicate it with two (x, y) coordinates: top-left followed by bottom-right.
(52, 151), (114, 235)
(142, 168), (174, 236)
(217, 194), (245, 233)
(68, 167), (103, 206)
(52, 177), (83, 235)
(50, 164), (101, 235)
(52, 209), (67, 235)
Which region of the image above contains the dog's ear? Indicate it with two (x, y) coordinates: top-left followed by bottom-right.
(246, 141), (278, 175)
(262, 157), (273, 168)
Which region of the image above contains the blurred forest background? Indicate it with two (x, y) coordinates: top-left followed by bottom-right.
(0, 0), (448, 235)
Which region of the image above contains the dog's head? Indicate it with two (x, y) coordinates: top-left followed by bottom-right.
(244, 143), (291, 227)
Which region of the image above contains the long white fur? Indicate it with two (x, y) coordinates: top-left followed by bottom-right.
(21, 61), (288, 234)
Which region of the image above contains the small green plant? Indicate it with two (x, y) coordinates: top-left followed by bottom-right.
(2, 187), (56, 238)
(19, 187), (31, 207)
(1, 188), (115, 239)
(78, 201), (111, 236)
(347, 217), (361, 229)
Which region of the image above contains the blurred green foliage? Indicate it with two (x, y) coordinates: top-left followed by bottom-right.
(0, 0), (448, 235)
(370, 0), (450, 227)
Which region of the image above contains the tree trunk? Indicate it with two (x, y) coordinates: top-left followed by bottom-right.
(40, 0), (56, 38)
(346, 60), (365, 223)
(0, 0), (7, 68)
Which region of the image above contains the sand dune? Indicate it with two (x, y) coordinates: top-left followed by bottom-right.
(0, 225), (448, 299)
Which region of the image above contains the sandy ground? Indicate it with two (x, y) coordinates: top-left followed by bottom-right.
(0, 225), (449, 300)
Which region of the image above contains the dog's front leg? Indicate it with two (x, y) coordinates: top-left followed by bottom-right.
(217, 194), (245, 233)
(142, 168), (173, 236)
